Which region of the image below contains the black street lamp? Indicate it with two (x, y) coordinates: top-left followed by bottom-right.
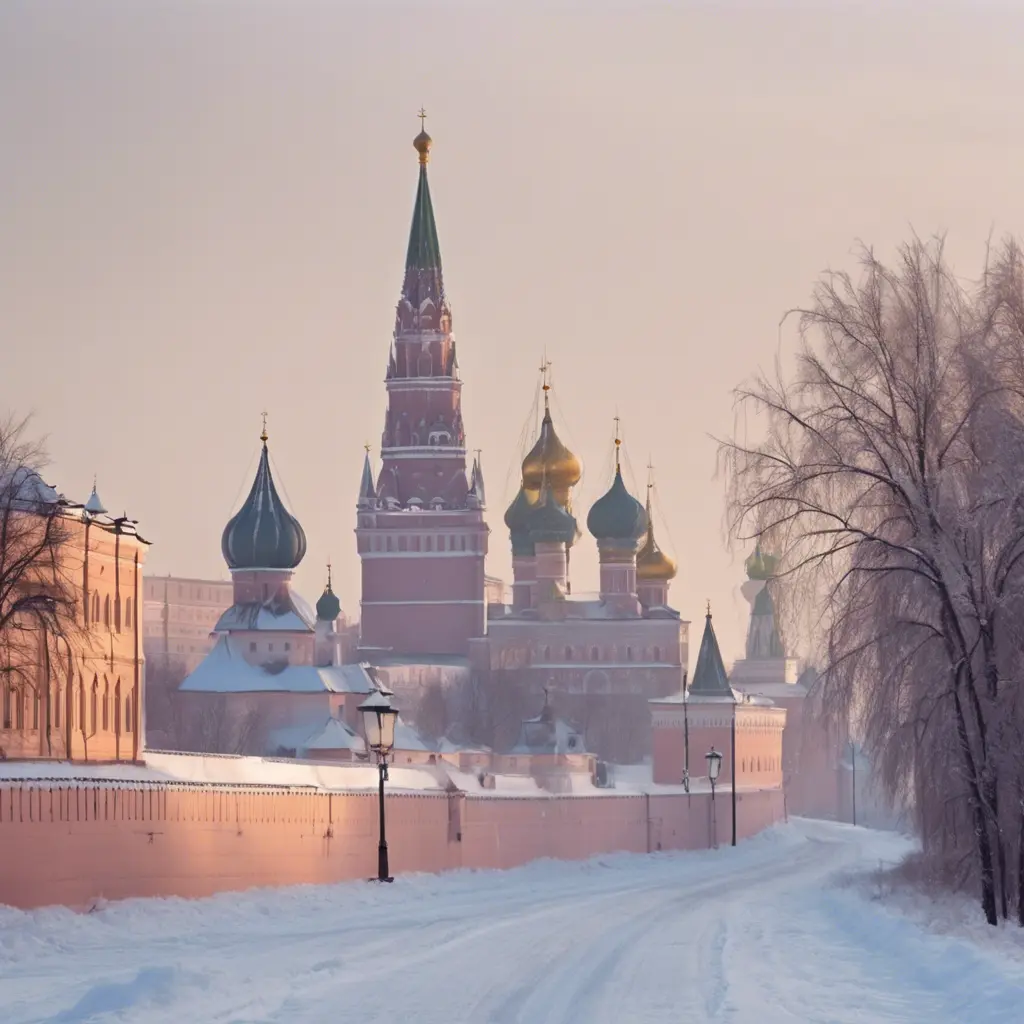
(359, 691), (399, 883)
(706, 747), (723, 850)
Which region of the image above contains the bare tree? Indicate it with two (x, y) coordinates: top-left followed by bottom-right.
(721, 237), (1024, 925)
(0, 415), (90, 757)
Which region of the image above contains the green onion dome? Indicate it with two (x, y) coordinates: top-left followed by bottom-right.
(222, 437), (307, 571)
(504, 485), (537, 557)
(587, 466), (648, 546)
(527, 486), (578, 545)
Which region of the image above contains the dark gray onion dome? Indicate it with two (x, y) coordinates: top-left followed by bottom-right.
(586, 466), (647, 545)
(316, 565), (342, 621)
(221, 440), (307, 570)
(316, 584), (341, 622)
(504, 485), (537, 556)
(527, 485), (578, 545)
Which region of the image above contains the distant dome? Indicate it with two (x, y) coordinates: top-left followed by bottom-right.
(521, 407), (581, 507)
(527, 486), (578, 545)
(745, 543), (779, 580)
(587, 467), (647, 545)
(221, 439), (306, 571)
(504, 485), (537, 556)
(316, 584), (341, 622)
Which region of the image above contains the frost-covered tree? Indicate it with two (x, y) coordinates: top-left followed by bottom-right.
(721, 237), (1024, 925)
(0, 415), (87, 757)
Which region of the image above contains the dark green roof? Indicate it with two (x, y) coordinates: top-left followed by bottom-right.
(405, 165), (442, 273)
(587, 466), (647, 544)
(505, 486), (537, 557)
(221, 443), (306, 571)
(527, 486), (577, 545)
(689, 612), (734, 697)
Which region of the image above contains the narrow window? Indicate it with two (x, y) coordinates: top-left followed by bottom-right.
(591, 646), (599, 662)
(14, 688), (24, 730)
(79, 683), (86, 729)
(125, 598), (133, 629)
(90, 680), (98, 733)
(102, 681), (109, 730)
(103, 596), (111, 627)
(125, 695), (133, 732)
(425, 535), (433, 552)
(54, 687), (62, 729)
(249, 641), (257, 652)
(653, 646), (661, 662)
(543, 646), (551, 660)
(626, 646), (633, 661)
(2, 682), (10, 729)
(31, 689), (39, 730)
(284, 642), (291, 652)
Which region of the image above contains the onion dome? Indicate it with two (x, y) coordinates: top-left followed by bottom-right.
(527, 486), (578, 545)
(521, 405), (582, 506)
(504, 485), (537, 556)
(636, 492), (677, 582)
(587, 436), (647, 545)
(316, 564), (342, 622)
(745, 542), (779, 580)
(221, 427), (307, 571)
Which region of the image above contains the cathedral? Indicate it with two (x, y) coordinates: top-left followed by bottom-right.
(171, 119), (845, 812)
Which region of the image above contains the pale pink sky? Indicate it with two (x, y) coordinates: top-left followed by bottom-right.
(3, 1), (1023, 669)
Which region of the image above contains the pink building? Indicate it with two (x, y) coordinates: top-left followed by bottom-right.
(355, 126), (488, 657)
(466, 407), (689, 760)
(728, 546), (849, 819)
(177, 426), (402, 757)
(651, 608), (787, 791)
(142, 574), (234, 673)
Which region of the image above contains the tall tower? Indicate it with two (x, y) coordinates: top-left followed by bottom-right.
(356, 120), (489, 656)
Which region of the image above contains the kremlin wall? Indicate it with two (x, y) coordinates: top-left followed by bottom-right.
(0, 124), (847, 911)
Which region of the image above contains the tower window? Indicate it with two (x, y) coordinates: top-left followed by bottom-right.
(425, 536), (433, 552)
(626, 646), (633, 661)
(591, 647), (599, 662)
(653, 646), (661, 662)
(543, 646), (551, 661)
(125, 598), (133, 629)
(249, 642), (257, 652)
(565, 646), (572, 661)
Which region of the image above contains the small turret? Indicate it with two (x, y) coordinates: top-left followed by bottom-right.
(688, 605), (735, 699)
(84, 477), (107, 516)
(316, 563), (342, 622)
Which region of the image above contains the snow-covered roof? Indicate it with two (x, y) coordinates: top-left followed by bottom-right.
(214, 591), (316, 634)
(300, 717), (364, 752)
(179, 636), (377, 694)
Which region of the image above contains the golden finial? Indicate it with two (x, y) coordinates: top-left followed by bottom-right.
(364, 441), (372, 454)
(613, 414), (622, 469)
(260, 411), (268, 444)
(539, 355), (552, 412)
(414, 107), (432, 164)
(326, 559), (332, 589)
(706, 599), (712, 617)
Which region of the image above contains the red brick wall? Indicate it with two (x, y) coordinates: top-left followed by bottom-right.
(0, 781), (785, 910)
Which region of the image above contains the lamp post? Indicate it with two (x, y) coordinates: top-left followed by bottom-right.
(359, 691), (399, 883)
(706, 747), (723, 850)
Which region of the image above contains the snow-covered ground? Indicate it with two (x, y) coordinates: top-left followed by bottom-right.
(2, 819), (1023, 1023)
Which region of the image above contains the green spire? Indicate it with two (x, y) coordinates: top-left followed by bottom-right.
(405, 163), (442, 274)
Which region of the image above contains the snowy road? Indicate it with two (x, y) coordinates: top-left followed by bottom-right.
(3, 819), (1023, 1023)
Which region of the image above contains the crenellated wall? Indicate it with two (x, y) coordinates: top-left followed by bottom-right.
(0, 779), (784, 910)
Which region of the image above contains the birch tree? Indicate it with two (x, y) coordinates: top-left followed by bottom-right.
(721, 237), (1024, 925)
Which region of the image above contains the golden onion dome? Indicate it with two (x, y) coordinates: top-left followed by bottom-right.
(522, 406), (582, 507)
(636, 497), (677, 582)
(413, 130), (432, 163)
